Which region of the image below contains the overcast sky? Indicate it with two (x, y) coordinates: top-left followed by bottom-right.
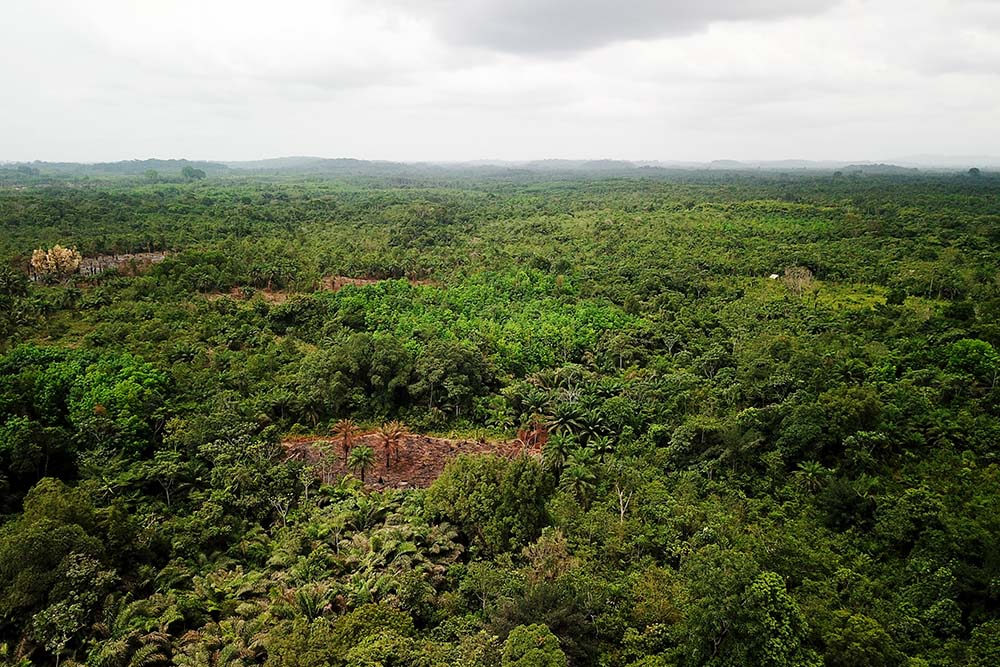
(2, 0), (998, 163)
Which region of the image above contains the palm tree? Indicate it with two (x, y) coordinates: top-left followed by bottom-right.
(347, 494), (392, 531)
(387, 420), (407, 464)
(560, 463), (597, 508)
(530, 368), (560, 392)
(348, 445), (376, 484)
(332, 418), (360, 463)
(794, 460), (830, 493)
(173, 616), (267, 667)
(543, 433), (575, 473)
(587, 435), (615, 462)
(522, 390), (548, 420)
(579, 408), (607, 443)
(566, 446), (597, 470)
(289, 582), (335, 620)
(554, 364), (585, 391)
(89, 597), (174, 667)
(546, 401), (583, 436)
(376, 420), (406, 469)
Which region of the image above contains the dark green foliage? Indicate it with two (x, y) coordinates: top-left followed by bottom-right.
(0, 479), (105, 633)
(426, 455), (552, 556)
(502, 623), (568, 667)
(0, 171), (998, 666)
(264, 618), (339, 667)
(681, 549), (819, 667)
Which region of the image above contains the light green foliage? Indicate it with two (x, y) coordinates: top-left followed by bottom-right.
(68, 353), (169, 451)
(968, 620), (1000, 667)
(264, 618), (339, 667)
(823, 611), (901, 667)
(0, 346), (168, 470)
(946, 339), (1000, 388)
(30, 553), (115, 663)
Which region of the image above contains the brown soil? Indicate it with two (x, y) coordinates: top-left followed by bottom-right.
(283, 431), (540, 491)
(322, 275), (383, 290)
(207, 275), (437, 304)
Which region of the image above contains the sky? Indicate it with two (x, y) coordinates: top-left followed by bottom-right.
(2, 0), (999, 163)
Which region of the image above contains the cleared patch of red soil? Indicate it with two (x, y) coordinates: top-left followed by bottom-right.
(207, 275), (437, 304)
(282, 432), (540, 491)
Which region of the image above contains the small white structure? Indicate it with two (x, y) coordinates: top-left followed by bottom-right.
(769, 273), (780, 280)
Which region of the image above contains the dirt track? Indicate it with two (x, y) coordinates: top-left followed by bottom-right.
(282, 432), (540, 490)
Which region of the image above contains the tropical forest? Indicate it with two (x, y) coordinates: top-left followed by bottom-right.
(1, 162), (999, 667)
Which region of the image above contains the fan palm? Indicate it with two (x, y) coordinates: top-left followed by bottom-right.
(173, 617), (266, 667)
(587, 435), (615, 462)
(546, 401), (583, 436)
(566, 446), (597, 470)
(579, 409), (608, 443)
(89, 597), (173, 667)
(348, 494), (391, 531)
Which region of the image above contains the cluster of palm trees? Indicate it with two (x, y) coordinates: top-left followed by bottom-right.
(539, 432), (613, 510)
(85, 493), (464, 667)
(328, 419), (409, 485)
(518, 365), (626, 437)
(516, 409), (616, 511)
(510, 368), (630, 510)
(520, 394), (615, 447)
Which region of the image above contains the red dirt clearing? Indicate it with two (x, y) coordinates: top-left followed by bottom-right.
(283, 432), (541, 491)
(207, 275), (437, 304)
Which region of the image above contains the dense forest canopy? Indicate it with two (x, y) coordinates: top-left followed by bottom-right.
(1, 166), (999, 666)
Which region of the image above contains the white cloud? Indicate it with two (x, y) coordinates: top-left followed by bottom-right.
(412, 0), (841, 55)
(0, 0), (997, 162)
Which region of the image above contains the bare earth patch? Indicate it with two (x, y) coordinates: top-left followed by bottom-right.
(283, 432), (540, 491)
(207, 275), (437, 304)
(80, 252), (168, 276)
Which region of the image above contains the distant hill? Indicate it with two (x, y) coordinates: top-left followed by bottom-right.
(227, 156), (392, 171)
(520, 159), (639, 171)
(225, 156), (454, 178)
(8, 159), (229, 176)
(6, 156), (978, 182)
(890, 154), (1000, 169)
(707, 159), (747, 169)
(685, 159), (917, 172)
(225, 157), (664, 178)
(842, 163), (919, 175)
